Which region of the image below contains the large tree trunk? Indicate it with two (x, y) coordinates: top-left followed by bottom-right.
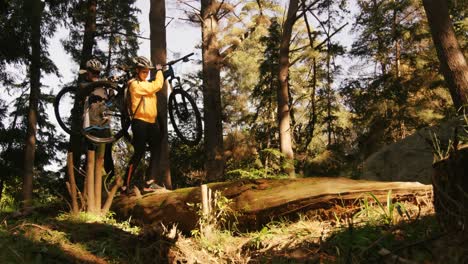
(22, 0), (43, 209)
(0, 179), (4, 203)
(113, 178), (432, 233)
(94, 144), (105, 211)
(86, 149), (96, 213)
(70, 0), (98, 173)
(422, 0), (468, 111)
(149, 0), (172, 189)
(432, 145), (468, 234)
(277, 0), (298, 177)
(201, 0), (224, 182)
(79, 0), (97, 73)
(66, 153), (79, 214)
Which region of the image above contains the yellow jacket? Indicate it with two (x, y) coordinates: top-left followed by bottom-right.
(128, 70), (164, 123)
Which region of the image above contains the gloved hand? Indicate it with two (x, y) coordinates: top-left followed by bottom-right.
(163, 67), (174, 79)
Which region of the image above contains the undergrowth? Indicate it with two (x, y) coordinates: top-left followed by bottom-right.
(1, 189), (463, 264)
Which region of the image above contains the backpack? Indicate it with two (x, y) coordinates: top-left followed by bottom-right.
(123, 81), (143, 122)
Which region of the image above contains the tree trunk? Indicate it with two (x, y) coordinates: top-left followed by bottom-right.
(326, 40), (332, 147)
(94, 144), (105, 211)
(0, 179), (4, 202)
(201, 0), (225, 182)
(70, 0), (97, 171)
(432, 145), (468, 234)
(113, 178), (432, 233)
(86, 149), (96, 213)
(277, 0), (298, 177)
(304, 58), (317, 151)
(67, 152), (79, 214)
(422, 0), (468, 111)
(79, 0), (97, 71)
(149, 0), (172, 189)
(22, 0), (43, 209)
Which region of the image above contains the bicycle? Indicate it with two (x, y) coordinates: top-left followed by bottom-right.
(165, 53), (203, 146)
(53, 53), (203, 146)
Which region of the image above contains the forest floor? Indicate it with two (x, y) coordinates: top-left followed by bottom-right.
(1, 190), (467, 264)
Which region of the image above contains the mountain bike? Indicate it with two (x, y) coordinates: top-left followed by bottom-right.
(53, 53), (203, 145)
(165, 53), (203, 146)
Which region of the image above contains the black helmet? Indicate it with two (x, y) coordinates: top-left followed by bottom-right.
(133, 56), (155, 69)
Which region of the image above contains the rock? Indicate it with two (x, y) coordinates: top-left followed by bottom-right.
(362, 118), (467, 184)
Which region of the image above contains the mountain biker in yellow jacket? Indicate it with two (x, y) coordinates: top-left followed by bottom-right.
(122, 56), (165, 194)
(128, 64), (164, 123)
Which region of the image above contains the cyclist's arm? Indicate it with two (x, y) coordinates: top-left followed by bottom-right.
(129, 71), (164, 96)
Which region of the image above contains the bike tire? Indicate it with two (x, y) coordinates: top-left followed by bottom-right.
(81, 80), (131, 144)
(168, 89), (203, 146)
(54, 86), (81, 136)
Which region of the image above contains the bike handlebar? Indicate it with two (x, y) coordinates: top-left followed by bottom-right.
(112, 52), (194, 74)
(165, 53), (194, 66)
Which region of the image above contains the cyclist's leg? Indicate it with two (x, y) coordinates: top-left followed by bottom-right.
(123, 119), (149, 192)
(145, 121), (162, 188)
(104, 143), (114, 178)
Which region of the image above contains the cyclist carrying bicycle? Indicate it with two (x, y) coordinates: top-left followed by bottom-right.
(79, 58), (115, 177)
(122, 56), (167, 194)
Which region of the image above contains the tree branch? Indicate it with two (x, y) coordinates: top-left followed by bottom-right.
(295, 0), (321, 21)
(179, 0), (200, 12)
(100, 31), (150, 40)
(289, 22), (348, 52)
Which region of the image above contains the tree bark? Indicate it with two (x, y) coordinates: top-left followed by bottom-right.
(70, 0), (98, 171)
(432, 145), (468, 234)
(277, 0), (298, 177)
(422, 0), (468, 111)
(79, 0), (97, 71)
(86, 149), (96, 213)
(94, 144), (105, 211)
(201, 0), (225, 182)
(0, 179), (4, 202)
(101, 176), (123, 215)
(67, 152), (79, 214)
(149, 0), (172, 189)
(113, 178), (433, 233)
(22, 0), (43, 209)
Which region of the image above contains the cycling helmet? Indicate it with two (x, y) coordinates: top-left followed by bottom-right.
(133, 56), (155, 69)
(86, 59), (103, 72)
(79, 58), (102, 74)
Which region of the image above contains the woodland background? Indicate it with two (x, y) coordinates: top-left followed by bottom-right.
(1, 0), (468, 263)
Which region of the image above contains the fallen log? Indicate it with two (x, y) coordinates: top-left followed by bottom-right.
(112, 177), (433, 233)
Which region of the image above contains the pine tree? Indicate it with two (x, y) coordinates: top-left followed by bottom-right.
(251, 19), (281, 150)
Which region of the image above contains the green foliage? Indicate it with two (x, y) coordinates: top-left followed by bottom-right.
(301, 148), (347, 176)
(226, 148), (291, 180)
(341, 0), (455, 160)
(430, 115), (468, 162)
(169, 137), (205, 187)
(187, 190), (241, 256)
(248, 19), (281, 148)
(0, 192), (18, 213)
(221, 1), (278, 130)
(248, 226), (274, 249)
(326, 215), (440, 263)
(189, 190), (237, 237)
(354, 190), (410, 226)
(56, 211), (141, 235)
(62, 0), (140, 70)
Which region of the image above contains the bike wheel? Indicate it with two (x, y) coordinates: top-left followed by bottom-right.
(81, 81), (131, 144)
(168, 89), (203, 145)
(54, 86), (81, 135)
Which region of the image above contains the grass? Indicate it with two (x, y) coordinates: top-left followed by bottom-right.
(1, 190), (466, 264)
